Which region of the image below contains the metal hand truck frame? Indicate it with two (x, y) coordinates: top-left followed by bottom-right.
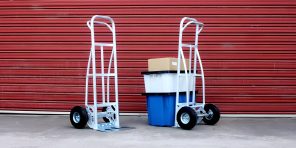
(70, 15), (120, 131)
(175, 17), (220, 130)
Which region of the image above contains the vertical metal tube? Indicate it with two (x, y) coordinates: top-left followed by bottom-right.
(180, 51), (189, 107)
(112, 21), (120, 128)
(85, 53), (91, 106)
(193, 46), (197, 105)
(189, 46), (192, 73)
(193, 25), (198, 105)
(107, 49), (114, 104)
(90, 17), (98, 130)
(195, 24), (205, 106)
(189, 45), (193, 104)
(100, 46), (105, 104)
(175, 19), (183, 127)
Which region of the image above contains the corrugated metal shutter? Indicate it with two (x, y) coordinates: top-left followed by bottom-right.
(0, 0), (295, 113)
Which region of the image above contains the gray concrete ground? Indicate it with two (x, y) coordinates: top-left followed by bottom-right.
(0, 115), (295, 148)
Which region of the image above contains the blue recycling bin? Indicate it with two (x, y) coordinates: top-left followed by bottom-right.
(144, 92), (194, 127)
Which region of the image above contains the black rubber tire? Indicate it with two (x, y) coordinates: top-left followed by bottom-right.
(203, 104), (220, 125)
(177, 107), (197, 130)
(70, 106), (88, 129)
(102, 105), (116, 123)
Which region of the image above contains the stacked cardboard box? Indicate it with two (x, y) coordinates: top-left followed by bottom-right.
(148, 57), (189, 71)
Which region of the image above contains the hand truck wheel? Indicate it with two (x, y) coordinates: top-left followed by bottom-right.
(70, 106), (89, 129)
(177, 107), (197, 130)
(203, 104), (220, 125)
(102, 105), (116, 123)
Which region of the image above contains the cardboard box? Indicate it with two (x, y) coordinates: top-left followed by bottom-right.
(148, 57), (189, 71)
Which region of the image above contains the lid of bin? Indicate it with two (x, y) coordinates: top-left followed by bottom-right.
(141, 70), (196, 75)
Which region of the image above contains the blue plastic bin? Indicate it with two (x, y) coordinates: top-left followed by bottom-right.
(144, 92), (194, 127)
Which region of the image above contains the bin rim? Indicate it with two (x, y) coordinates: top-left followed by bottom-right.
(141, 70), (196, 75)
(142, 91), (197, 96)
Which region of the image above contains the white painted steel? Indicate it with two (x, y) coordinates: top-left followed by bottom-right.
(84, 15), (120, 131)
(94, 43), (114, 47)
(175, 17), (205, 127)
(87, 73), (116, 77)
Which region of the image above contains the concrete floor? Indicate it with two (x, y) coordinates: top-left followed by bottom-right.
(0, 115), (295, 148)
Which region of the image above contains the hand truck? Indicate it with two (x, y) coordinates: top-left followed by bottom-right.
(70, 15), (120, 131)
(175, 17), (220, 130)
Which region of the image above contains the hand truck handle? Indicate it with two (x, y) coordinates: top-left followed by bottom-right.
(86, 15), (115, 32)
(180, 17), (204, 35)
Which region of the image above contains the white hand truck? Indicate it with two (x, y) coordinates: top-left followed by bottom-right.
(70, 15), (120, 131)
(175, 17), (220, 130)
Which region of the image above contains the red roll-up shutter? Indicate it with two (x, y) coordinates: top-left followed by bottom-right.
(0, 0), (295, 113)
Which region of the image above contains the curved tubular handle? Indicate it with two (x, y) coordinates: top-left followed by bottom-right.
(180, 17), (204, 34)
(86, 15), (115, 31)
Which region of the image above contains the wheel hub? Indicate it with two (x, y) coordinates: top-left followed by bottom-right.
(73, 112), (81, 123)
(106, 106), (115, 121)
(180, 112), (190, 124)
(205, 109), (214, 120)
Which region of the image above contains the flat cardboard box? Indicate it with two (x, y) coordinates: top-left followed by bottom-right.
(148, 57), (189, 71)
